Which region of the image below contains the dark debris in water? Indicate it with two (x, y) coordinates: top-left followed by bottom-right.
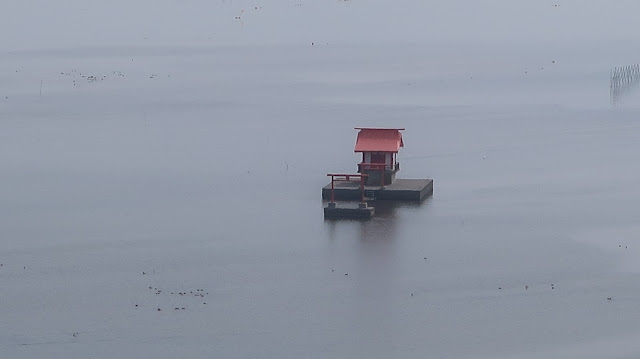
(144, 280), (211, 312)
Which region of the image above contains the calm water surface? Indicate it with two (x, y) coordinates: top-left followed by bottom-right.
(3, 30), (640, 359)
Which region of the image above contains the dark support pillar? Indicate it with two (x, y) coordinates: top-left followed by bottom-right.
(331, 176), (335, 202)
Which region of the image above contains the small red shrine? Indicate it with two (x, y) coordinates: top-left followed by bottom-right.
(322, 127), (433, 217)
(354, 128), (404, 186)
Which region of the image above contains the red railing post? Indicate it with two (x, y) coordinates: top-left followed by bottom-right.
(327, 173), (369, 203)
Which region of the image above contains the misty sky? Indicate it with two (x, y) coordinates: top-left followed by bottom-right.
(2, 0), (640, 51)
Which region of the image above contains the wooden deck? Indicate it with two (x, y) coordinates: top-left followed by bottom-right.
(322, 179), (433, 202)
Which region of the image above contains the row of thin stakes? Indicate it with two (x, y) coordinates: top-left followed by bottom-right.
(610, 64), (640, 104)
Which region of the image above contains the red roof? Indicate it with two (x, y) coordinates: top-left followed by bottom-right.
(354, 128), (404, 153)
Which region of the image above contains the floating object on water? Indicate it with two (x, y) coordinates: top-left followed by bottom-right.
(323, 128), (433, 219)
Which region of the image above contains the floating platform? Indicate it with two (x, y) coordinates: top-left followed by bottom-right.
(322, 179), (433, 202)
(324, 202), (375, 219)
